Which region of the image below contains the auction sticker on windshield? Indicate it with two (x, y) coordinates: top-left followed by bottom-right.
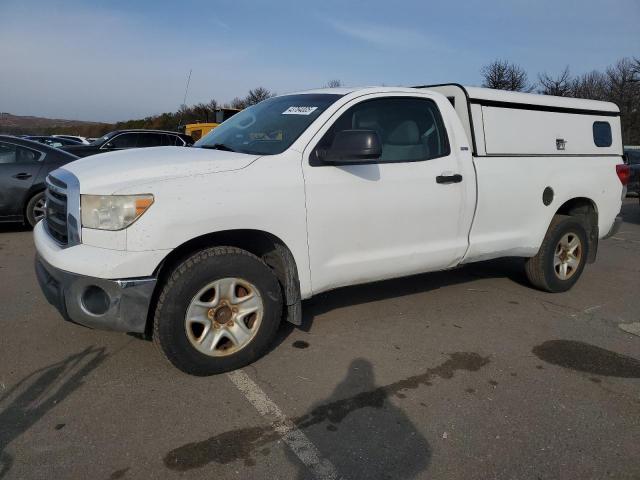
(282, 106), (318, 115)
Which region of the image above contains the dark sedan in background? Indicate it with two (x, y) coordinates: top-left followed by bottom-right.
(62, 129), (194, 157)
(25, 135), (83, 148)
(623, 147), (640, 196)
(0, 136), (78, 226)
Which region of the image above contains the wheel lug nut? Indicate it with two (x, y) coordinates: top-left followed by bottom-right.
(227, 321), (234, 327)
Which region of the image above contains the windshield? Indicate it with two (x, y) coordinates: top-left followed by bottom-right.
(195, 94), (343, 155)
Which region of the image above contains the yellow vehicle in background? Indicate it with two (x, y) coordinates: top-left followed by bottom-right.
(184, 108), (241, 141)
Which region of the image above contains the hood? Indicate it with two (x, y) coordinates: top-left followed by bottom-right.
(58, 146), (261, 194)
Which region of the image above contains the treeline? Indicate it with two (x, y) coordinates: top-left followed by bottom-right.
(480, 57), (640, 143)
(1, 87), (277, 138)
(111, 83), (346, 133)
(111, 87), (276, 132)
(0, 118), (111, 138)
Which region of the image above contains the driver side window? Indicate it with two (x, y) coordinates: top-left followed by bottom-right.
(313, 97), (450, 165)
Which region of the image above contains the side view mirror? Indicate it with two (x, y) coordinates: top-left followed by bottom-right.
(324, 130), (382, 163)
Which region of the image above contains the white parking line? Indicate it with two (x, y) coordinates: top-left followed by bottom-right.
(227, 370), (340, 480)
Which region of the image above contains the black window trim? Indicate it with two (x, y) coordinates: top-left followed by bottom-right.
(592, 121), (613, 148)
(309, 96), (451, 167)
(172, 134), (186, 146)
(470, 99), (620, 117)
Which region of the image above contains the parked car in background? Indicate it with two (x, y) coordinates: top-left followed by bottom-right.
(623, 146), (640, 195)
(53, 134), (90, 145)
(26, 136), (82, 148)
(61, 129), (194, 157)
(0, 135), (78, 226)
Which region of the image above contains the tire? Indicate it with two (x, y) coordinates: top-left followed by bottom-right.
(26, 191), (46, 227)
(153, 246), (283, 375)
(525, 215), (589, 293)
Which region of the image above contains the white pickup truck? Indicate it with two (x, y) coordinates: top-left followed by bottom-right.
(34, 85), (629, 375)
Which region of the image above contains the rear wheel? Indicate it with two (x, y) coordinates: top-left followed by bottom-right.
(26, 192), (46, 227)
(525, 216), (589, 292)
(153, 246), (283, 375)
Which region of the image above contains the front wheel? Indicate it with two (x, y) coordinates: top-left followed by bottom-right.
(153, 247), (283, 375)
(26, 192), (46, 227)
(525, 216), (589, 293)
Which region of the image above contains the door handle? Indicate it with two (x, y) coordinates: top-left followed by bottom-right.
(13, 173), (32, 180)
(436, 173), (462, 184)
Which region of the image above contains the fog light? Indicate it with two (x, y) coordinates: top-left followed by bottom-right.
(82, 285), (110, 315)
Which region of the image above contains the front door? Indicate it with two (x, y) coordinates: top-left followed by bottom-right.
(302, 94), (473, 294)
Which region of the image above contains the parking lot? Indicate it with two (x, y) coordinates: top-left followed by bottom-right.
(0, 199), (638, 480)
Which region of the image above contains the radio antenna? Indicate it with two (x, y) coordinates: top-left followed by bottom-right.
(177, 69), (192, 131)
(182, 69), (192, 107)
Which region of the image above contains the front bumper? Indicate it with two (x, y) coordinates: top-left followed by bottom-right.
(35, 255), (156, 333)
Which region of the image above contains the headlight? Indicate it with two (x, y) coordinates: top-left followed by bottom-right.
(81, 194), (154, 230)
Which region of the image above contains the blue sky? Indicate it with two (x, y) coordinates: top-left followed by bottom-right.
(0, 0), (638, 122)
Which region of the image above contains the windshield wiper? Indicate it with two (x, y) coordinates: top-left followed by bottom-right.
(200, 143), (236, 152)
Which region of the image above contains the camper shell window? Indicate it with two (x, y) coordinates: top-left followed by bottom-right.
(593, 121), (612, 147)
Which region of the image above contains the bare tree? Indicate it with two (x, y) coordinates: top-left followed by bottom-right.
(569, 70), (609, 100)
(325, 79), (342, 88)
(192, 102), (211, 122)
(224, 88), (274, 110)
(632, 57), (640, 78)
(244, 87), (275, 106)
(228, 97), (246, 110)
(481, 59), (534, 92)
(176, 103), (193, 126)
(606, 58), (638, 103)
(206, 99), (218, 113)
(605, 58), (640, 143)
(538, 67), (572, 96)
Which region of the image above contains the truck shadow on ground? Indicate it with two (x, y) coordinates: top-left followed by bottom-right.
(0, 346), (107, 479)
(164, 354), (490, 477)
(284, 357), (432, 480)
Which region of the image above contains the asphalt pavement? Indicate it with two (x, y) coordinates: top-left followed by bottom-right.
(1, 199), (639, 480)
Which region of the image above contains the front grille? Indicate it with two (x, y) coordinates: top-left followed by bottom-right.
(45, 178), (69, 245)
(47, 175), (67, 189)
